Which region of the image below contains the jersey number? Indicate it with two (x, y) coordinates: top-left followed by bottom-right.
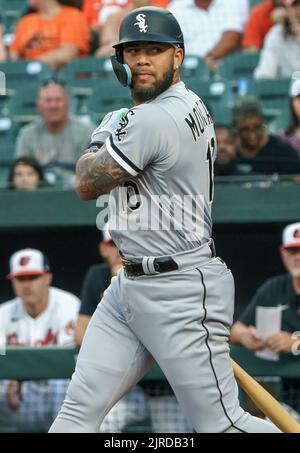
(123, 180), (141, 211)
(207, 138), (215, 204)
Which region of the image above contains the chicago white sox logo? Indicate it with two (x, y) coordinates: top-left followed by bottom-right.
(134, 13), (148, 33)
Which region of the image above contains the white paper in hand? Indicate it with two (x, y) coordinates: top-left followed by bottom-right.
(255, 306), (282, 361)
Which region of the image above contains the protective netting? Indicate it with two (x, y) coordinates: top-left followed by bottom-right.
(0, 380), (193, 433)
(1, 377), (299, 433)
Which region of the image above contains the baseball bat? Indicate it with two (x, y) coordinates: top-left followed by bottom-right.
(231, 358), (300, 433)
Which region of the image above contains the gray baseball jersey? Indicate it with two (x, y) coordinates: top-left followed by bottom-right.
(101, 81), (215, 257)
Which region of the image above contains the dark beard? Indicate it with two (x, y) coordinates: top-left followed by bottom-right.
(131, 67), (175, 103)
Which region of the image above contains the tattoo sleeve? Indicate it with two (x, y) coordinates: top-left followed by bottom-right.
(75, 144), (130, 199)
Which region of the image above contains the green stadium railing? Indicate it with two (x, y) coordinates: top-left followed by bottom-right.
(0, 182), (300, 228)
(1, 344), (299, 381)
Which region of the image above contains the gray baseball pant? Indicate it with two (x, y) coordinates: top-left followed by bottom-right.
(49, 244), (280, 433)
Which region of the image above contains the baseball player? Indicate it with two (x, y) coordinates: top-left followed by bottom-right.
(50, 7), (280, 433)
(0, 248), (80, 432)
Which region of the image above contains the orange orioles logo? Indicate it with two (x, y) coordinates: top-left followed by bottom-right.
(293, 229), (300, 239)
(19, 257), (31, 266)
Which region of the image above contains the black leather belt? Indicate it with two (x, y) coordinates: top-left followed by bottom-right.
(122, 240), (216, 277)
(122, 256), (178, 277)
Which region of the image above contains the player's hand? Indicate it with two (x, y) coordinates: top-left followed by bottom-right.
(91, 108), (129, 143)
(265, 331), (295, 353)
(5, 380), (23, 411)
(239, 326), (265, 351)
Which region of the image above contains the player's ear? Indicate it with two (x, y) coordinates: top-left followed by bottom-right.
(45, 272), (53, 286)
(174, 47), (184, 70)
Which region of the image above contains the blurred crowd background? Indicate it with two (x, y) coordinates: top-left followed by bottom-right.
(1, 0), (300, 434)
(0, 0), (300, 188)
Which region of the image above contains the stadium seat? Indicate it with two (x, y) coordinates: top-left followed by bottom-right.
(218, 52), (260, 88)
(8, 85), (39, 127)
(0, 115), (17, 166)
(0, 91), (11, 117)
(251, 78), (290, 110)
(250, 78), (291, 133)
(180, 55), (210, 80)
(81, 79), (133, 123)
(1, 0), (26, 34)
(1, 0), (26, 15)
(64, 57), (117, 113)
(250, 0), (262, 8)
(0, 60), (50, 90)
(185, 77), (235, 125)
(63, 56), (115, 88)
(0, 165), (9, 189)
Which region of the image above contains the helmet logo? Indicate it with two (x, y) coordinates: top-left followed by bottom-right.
(134, 13), (148, 33)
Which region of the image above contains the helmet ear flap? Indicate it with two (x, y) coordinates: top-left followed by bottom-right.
(116, 48), (123, 64)
(110, 55), (132, 87)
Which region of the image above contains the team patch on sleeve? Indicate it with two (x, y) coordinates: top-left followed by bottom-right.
(114, 109), (136, 142)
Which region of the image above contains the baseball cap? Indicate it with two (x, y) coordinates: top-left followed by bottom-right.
(289, 78), (300, 98)
(282, 222), (300, 248)
(7, 248), (50, 279)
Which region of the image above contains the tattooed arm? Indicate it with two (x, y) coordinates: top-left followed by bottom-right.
(75, 144), (130, 200)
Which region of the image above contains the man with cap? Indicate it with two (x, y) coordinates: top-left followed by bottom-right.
(233, 96), (300, 176)
(0, 248), (80, 432)
(231, 222), (300, 354)
(15, 78), (95, 189)
(230, 222), (300, 415)
(280, 77), (300, 154)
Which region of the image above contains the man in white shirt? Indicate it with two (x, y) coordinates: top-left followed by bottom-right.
(0, 248), (80, 432)
(169, 0), (249, 69)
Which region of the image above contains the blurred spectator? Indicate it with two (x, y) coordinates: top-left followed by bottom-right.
(8, 157), (50, 191)
(169, 0), (249, 70)
(0, 248), (80, 432)
(0, 10), (6, 61)
(15, 79), (94, 188)
(9, 0), (89, 70)
(75, 227), (120, 346)
(232, 97), (300, 176)
(230, 222), (300, 414)
(243, 1), (287, 52)
(231, 222), (300, 353)
(214, 125), (237, 176)
(83, 0), (168, 29)
(254, 0), (300, 79)
(95, 0), (157, 56)
(83, 0), (102, 28)
(280, 78), (300, 153)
